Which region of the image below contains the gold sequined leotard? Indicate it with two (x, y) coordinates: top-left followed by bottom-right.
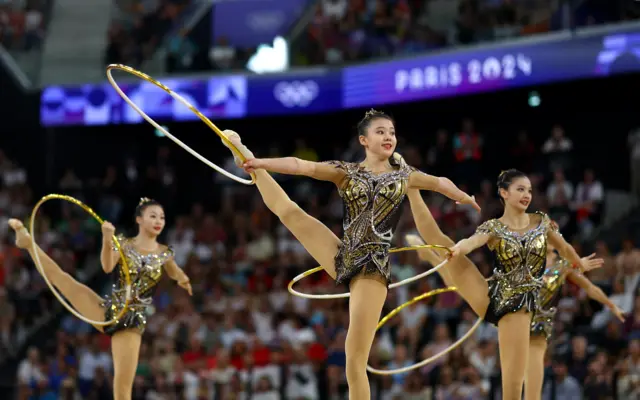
(476, 212), (558, 325)
(102, 234), (174, 335)
(531, 257), (573, 339)
(327, 160), (416, 286)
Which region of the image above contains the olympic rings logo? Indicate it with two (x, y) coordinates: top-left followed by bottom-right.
(273, 80), (319, 108)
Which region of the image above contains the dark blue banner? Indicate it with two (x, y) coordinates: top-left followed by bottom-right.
(343, 29), (640, 108)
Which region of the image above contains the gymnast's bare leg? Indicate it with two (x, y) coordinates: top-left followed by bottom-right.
(406, 190), (489, 317)
(525, 335), (547, 400)
(223, 132), (340, 279)
(8, 219), (106, 330)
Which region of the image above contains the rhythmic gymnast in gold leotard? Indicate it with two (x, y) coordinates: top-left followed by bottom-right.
(220, 110), (480, 399)
(8, 198), (192, 400)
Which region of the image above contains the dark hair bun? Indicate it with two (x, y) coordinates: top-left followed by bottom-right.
(497, 169), (527, 190)
(135, 198), (162, 217)
(357, 109), (394, 136)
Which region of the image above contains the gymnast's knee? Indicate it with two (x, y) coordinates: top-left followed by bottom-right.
(345, 353), (367, 380)
(274, 200), (304, 224)
(113, 386), (132, 400)
(113, 376), (133, 400)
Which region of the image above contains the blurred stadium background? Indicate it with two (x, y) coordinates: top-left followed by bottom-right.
(1, 0), (640, 398)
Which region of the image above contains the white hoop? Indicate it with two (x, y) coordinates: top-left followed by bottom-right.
(106, 64), (255, 185)
(288, 258), (449, 300)
(367, 317), (483, 375)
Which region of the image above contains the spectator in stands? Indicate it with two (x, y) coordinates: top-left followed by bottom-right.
(208, 36), (236, 71)
(543, 358), (582, 399)
(547, 168), (573, 230)
(628, 126), (640, 199)
(573, 168), (604, 238)
(453, 118), (483, 190)
(542, 124), (574, 176)
(23, 4), (43, 51)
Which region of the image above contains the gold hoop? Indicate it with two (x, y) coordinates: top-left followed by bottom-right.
(106, 64), (256, 185)
(287, 244), (451, 299)
(29, 194), (132, 326)
(367, 287), (484, 375)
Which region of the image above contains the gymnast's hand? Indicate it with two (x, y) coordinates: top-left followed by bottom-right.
(101, 221), (115, 238)
(609, 304), (626, 323)
(579, 253), (604, 272)
(449, 242), (468, 258)
(178, 278), (193, 296)
(456, 194), (481, 213)
(242, 158), (263, 174)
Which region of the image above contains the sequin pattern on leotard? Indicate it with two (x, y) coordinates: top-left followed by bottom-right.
(102, 234), (173, 335)
(327, 160), (416, 286)
(477, 212), (558, 325)
(531, 258), (572, 339)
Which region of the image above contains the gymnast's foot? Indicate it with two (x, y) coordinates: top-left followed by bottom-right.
(8, 219), (33, 249)
(222, 130), (254, 167)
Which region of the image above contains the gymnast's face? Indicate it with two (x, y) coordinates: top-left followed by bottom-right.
(359, 117), (397, 159)
(136, 205), (166, 237)
(500, 176), (532, 212)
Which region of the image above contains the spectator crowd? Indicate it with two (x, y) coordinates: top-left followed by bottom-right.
(0, 0), (46, 52)
(299, 0), (639, 66)
(104, 0), (195, 68)
(2, 115), (638, 399)
(152, 0), (640, 74)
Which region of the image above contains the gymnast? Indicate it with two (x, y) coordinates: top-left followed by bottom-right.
(220, 109), (479, 399)
(8, 198), (192, 400)
(403, 170), (602, 400)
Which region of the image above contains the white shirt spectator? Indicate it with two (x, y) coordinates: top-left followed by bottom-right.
(286, 363), (319, 400)
(322, 0), (347, 20)
(542, 136), (573, 154)
(401, 302), (428, 330)
(547, 181), (574, 205)
(221, 327), (248, 348)
(3, 164), (26, 187)
(17, 358), (46, 385)
(24, 9), (42, 32)
(252, 310), (276, 344)
(78, 348), (112, 380)
(247, 233), (275, 262)
(209, 45), (236, 70)
(168, 228), (194, 266)
(575, 180), (603, 204)
(543, 375), (582, 399)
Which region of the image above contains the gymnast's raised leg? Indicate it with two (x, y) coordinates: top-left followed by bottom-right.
(8, 219), (106, 331)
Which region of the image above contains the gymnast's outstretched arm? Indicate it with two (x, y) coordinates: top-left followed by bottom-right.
(548, 230), (602, 272)
(242, 157), (346, 185)
(567, 269), (625, 322)
(408, 171), (480, 212)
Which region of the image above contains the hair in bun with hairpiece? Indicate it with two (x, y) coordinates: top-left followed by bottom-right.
(135, 197), (162, 217)
(496, 169), (527, 203)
